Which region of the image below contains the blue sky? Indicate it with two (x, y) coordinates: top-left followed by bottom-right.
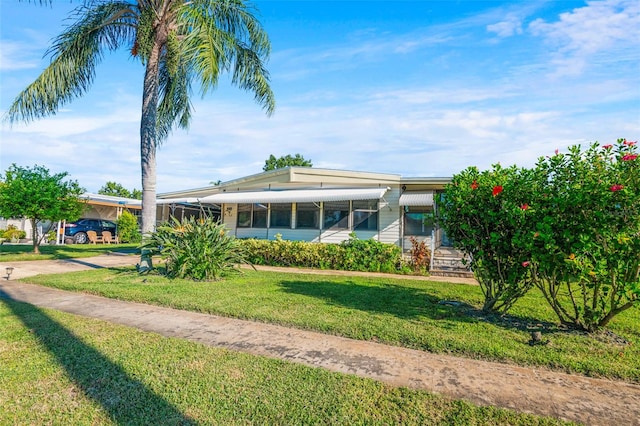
(1, 0), (639, 193)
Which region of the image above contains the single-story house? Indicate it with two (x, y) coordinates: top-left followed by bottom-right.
(157, 167), (457, 262)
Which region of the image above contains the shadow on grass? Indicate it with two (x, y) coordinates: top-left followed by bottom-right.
(0, 292), (196, 425)
(278, 279), (565, 334)
(278, 279), (478, 322)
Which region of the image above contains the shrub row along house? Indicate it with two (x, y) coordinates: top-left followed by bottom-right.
(157, 167), (468, 276)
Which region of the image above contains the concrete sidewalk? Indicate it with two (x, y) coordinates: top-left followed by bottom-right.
(0, 257), (639, 425)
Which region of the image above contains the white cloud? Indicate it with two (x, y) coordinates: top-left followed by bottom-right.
(487, 15), (524, 38)
(529, 0), (640, 77)
(0, 40), (41, 71)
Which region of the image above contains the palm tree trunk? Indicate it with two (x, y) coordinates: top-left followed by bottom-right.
(140, 42), (162, 236)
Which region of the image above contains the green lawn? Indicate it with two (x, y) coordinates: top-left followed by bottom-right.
(0, 243), (138, 261)
(22, 267), (640, 383)
(0, 300), (570, 425)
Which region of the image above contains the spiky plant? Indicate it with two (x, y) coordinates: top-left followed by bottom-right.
(141, 216), (251, 280)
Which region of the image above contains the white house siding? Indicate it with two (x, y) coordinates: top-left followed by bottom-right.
(378, 186), (401, 246)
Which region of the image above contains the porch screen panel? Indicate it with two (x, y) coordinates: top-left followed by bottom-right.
(404, 206), (435, 235)
(270, 203), (292, 228)
(323, 201), (349, 229)
(237, 203), (252, 228)
(252, 203), (268, 228)
(296, 202), (319, 229)
(353, 200), (378, 231)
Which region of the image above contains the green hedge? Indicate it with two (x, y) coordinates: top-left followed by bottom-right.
(239, 234), (409, 274)
(2, 225), (27, 240)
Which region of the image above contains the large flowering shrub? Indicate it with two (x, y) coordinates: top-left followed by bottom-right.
(442, 139), (639, 331)
(439, 164), (537, 313)
(527, 139), (639, 331)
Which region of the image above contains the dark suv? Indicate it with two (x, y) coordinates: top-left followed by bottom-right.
(64, 219), (117, 244)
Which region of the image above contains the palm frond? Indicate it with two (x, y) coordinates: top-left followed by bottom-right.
(178, 0), (275, 115)
(157, 52), (193, 141)
(5, 1), (137, 123)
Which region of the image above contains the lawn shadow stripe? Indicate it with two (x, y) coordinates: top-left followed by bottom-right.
(277, 279), (480, 322)
(0, 292), (197, 425)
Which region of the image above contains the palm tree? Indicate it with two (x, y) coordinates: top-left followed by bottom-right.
(7, 0), (275, 235)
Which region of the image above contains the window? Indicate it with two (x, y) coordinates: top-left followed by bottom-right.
(270, 203), (292, 228)
(237, 203), (268, 228)
(353, 200), (378, 231)
(404, 207), (435, 236)
(296, 203), (319, 229)
(323, 201), (349, 229)
(252, 204), (268, 228)
(237, 204), (252, 228)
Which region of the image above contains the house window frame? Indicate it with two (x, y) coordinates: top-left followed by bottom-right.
(269, 203), (293, 228)
(295, 202), (320, 229)
(352, 199), (379, 231)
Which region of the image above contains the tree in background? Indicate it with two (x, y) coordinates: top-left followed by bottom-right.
(0, 164), (85, 254)
(7, 0), (275, 240)
(99, 181), (142, 200)
(263, 154), (312, 171)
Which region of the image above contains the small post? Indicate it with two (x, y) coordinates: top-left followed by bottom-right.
(5, 267), (15, 280)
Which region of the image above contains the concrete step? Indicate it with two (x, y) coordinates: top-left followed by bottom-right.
(430, 268), (475, 278)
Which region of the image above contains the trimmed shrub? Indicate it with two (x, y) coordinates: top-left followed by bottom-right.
(117, 210), (141, 243)
(3, 225), (27, 241)
(240, 234), (407, 274)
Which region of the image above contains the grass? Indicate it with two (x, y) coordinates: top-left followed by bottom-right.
(0, 243), (138, 261)
(0, 300), (571, 425)
(22, 267), (640, 383)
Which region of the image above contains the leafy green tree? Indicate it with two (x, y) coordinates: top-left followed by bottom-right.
(7, 0), (275, 238)
(526, 140), (639, 331)
(116, 209), (141, 243)
(98, 181), (142, 199)
(439, 164), (537, 313)
(0, 164), (85, 254)
(263, 154), (312, 171)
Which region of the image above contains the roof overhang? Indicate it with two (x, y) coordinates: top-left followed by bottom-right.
(81, 193), (142, 209)
(198, 187), (390, 204)
(399, 191), (434, 206)
(155, 197), (202, 205)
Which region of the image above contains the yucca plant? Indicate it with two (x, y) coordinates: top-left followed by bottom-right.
(141, 216), (251, 280)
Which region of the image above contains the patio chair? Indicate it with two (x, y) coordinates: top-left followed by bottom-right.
(87, 230), (101, 244)
(101, 231), (118, 244)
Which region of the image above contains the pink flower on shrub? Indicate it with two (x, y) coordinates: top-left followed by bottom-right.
(492, 186), (503, 197)
(602, 144), (613, 149)
(554, 149), (559, 155)
(522, 261), (530, 267)
(622, 154), (638, 161)
(610, 184), (624, 192)
(520, 203), (529, 210)
(623, 139), (637, 146)
(471, 180), (479, 190)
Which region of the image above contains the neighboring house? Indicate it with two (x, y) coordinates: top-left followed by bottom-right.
(1, 193), (141, 241)
(157, 167), (468, 275)
(80, 193), (141, 222)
